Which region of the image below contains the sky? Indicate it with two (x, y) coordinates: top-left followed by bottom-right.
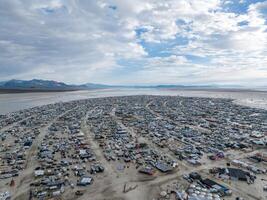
(0, 0), (267, 86)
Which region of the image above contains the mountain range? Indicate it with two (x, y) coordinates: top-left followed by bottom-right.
(0, 79), (112, 91)
(0, 79), (265, 93)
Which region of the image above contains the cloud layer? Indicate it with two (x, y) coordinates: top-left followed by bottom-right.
(0, 0), (266, 86)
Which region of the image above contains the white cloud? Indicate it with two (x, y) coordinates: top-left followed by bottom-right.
(0, 0), (266, 86)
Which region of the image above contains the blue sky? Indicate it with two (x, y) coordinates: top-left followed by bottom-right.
(0, 0), (266, 86)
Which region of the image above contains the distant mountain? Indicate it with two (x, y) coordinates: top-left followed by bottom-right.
(0, 79), (84, 92)
(151, 84), (215, 89)
(0, 81), (7, 86)
(1, 79), (70, 89)
(115, 84), (220, 89)
(81, 83), (114, 89)
(0, 79), (120, 92)
(0, 79), (264, 93)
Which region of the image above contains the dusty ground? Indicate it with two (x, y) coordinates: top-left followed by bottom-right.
(0, 95), (266, 200)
